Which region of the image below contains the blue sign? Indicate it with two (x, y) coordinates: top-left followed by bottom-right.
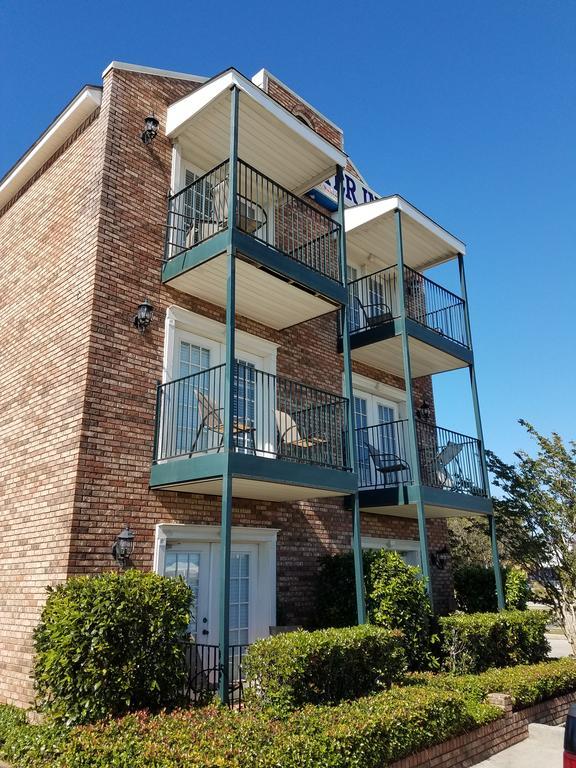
(307, 172), (378, 211)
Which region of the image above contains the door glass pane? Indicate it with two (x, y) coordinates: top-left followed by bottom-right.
(229, 552), (250, 647)
(234, 361), (255, 453)
(164, 550), (201, 637)
(376, 404), (398, 485)
(347, 266), (361, 332)
(354, 397), (371, 486)
(177, 342), (211, 453)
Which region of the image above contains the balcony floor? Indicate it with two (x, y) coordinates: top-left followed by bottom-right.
(359, 484), (492, 518)
(150, 452), (357, 502)
(345, 319), (472, 377)
(163, 230), (345, 330)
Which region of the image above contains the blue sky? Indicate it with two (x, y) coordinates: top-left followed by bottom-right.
(1, 0), (574, 462)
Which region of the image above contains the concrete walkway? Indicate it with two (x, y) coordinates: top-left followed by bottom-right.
(473, 723), (564, 767)
(547, 632), (573, 658)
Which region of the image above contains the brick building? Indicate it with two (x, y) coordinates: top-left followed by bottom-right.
(0, 62), (502, 707)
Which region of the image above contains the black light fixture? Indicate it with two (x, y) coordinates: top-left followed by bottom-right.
(416, 397), (431, 422)
(141, 113), (159, 145)
(431, 546), (450, 570)
(112, 526), (135, 568)
(133, 298), (154, 334)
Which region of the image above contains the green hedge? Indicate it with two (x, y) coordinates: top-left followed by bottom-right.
(439, 610), (550, 674)
(33, 570), (192, 724)
(0, 687), (501, 768)
(454, 566), (531, 613)
(409, 657), (576, 709)
(314, 550), (434, 670)
(243, 624), (406, 711)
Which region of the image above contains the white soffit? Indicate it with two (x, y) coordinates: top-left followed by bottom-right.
(166, 69), (347, 194)
(0, 86), (102, 211)
(345, 195), (466, 270)
(102, 61), (208, 83)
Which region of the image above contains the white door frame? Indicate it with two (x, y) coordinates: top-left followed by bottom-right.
(154, 524), (279, 644)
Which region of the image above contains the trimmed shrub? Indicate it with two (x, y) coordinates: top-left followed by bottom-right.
(314, 550), (434, 670)
(454, 565), (531, 613)
(0, 687), (502, 768)
(243, 624), (406, 711)
(33, 570), (192, 724)
(369, 551), (434, 670)
(409, 657), (576, 710)
(440, 609), (550, 674)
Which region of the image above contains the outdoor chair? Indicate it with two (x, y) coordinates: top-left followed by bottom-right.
(354, 294), (394, 330)
(275, 409), (326, 452)
(366, 441), (411, 485)
(428, 441), (483, 494)
(189, 389), (255, 455)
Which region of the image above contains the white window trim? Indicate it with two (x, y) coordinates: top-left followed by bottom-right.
(154, 524), (279, 641)
(350, 372), (407, 422)
(359, 536), (420, 553)
(163, 306), (279, 383)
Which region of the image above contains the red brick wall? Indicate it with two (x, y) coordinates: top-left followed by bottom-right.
(0, 66), (453, 705)
(0, 105), (104, 707)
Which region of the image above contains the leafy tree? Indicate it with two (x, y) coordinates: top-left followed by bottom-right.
(488, 420), (576, 650)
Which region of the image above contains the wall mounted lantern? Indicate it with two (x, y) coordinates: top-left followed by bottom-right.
(416, 397), (431, 422)
(133, 298), (154, 334)
(112, 526), (135, 568)
(141, 113), (159, 145)
(431, 546), (450, 570)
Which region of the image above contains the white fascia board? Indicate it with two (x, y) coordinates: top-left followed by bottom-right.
(0, 86), (102, 211)
(251, 68), (344, 136)
(345, 195), (466, 255)
(166, 69), (347, 169)
(102, 61), (207, 83)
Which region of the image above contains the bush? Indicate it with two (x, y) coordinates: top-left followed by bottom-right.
(33, 570), (192, 724)
(0, 687), (502, 768)
(409, 657), (576, 710)
(440, 609), (550, 674)
(453, 565), (531, 613)
(369, 551), (434, 670)
(314, 550), (434, 670)
(243, 624), (406, 711)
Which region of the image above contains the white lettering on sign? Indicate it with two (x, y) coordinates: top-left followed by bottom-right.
(307, 172), (378, 211)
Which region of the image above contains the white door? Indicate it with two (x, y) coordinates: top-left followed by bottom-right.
(163, 542), (259, 649)
(163, 544), (211, 641)
(354, 393), (400, 487)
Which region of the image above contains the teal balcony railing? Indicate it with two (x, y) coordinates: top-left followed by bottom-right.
(356, 419), (485, 496)
(345, 265), (469, 347)
(164, 159), (342, 284)
(153, 363), (351, 471)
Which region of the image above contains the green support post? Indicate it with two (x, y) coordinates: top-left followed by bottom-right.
(395, 209), (433, 608)
(336, 165), (366, 624)
(218, 85), (240, 704)
(458, 254), (505, 610)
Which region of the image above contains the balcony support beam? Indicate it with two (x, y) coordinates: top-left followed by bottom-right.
(395, 209), (433, 607)
(219, 85), (240, 705)
(458, 254), (505, 610)
(336, 164), (366, 625)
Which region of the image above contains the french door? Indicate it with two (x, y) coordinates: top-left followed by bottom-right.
(354, 393), (398, 487)
(163, 542), (258, 648)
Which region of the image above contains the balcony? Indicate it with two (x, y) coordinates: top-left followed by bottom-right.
(356, 419), (492, 517)
(162, 159), (345, 329)
(150, 363), (356, 501)
(339, 265), (472, 377)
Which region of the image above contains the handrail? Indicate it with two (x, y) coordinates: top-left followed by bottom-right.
(164, 158), (342, 284)
(154, 363), (351, 471)
(345, 264), (469, 347)
(355, 418), (486, 496)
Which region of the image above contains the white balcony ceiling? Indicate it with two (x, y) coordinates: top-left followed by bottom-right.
(166, 69), (347, 195)
(345, 196), (466, 271)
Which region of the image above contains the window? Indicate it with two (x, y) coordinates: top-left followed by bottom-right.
(361, 537), (421, 569)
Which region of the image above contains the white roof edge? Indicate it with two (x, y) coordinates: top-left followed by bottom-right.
(102, 61), (208, 83)
(345, 195), (466, 255)
(0, 86), (102, 212)
(251, 68), (343, 135)
(166, 69), (347, 168)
